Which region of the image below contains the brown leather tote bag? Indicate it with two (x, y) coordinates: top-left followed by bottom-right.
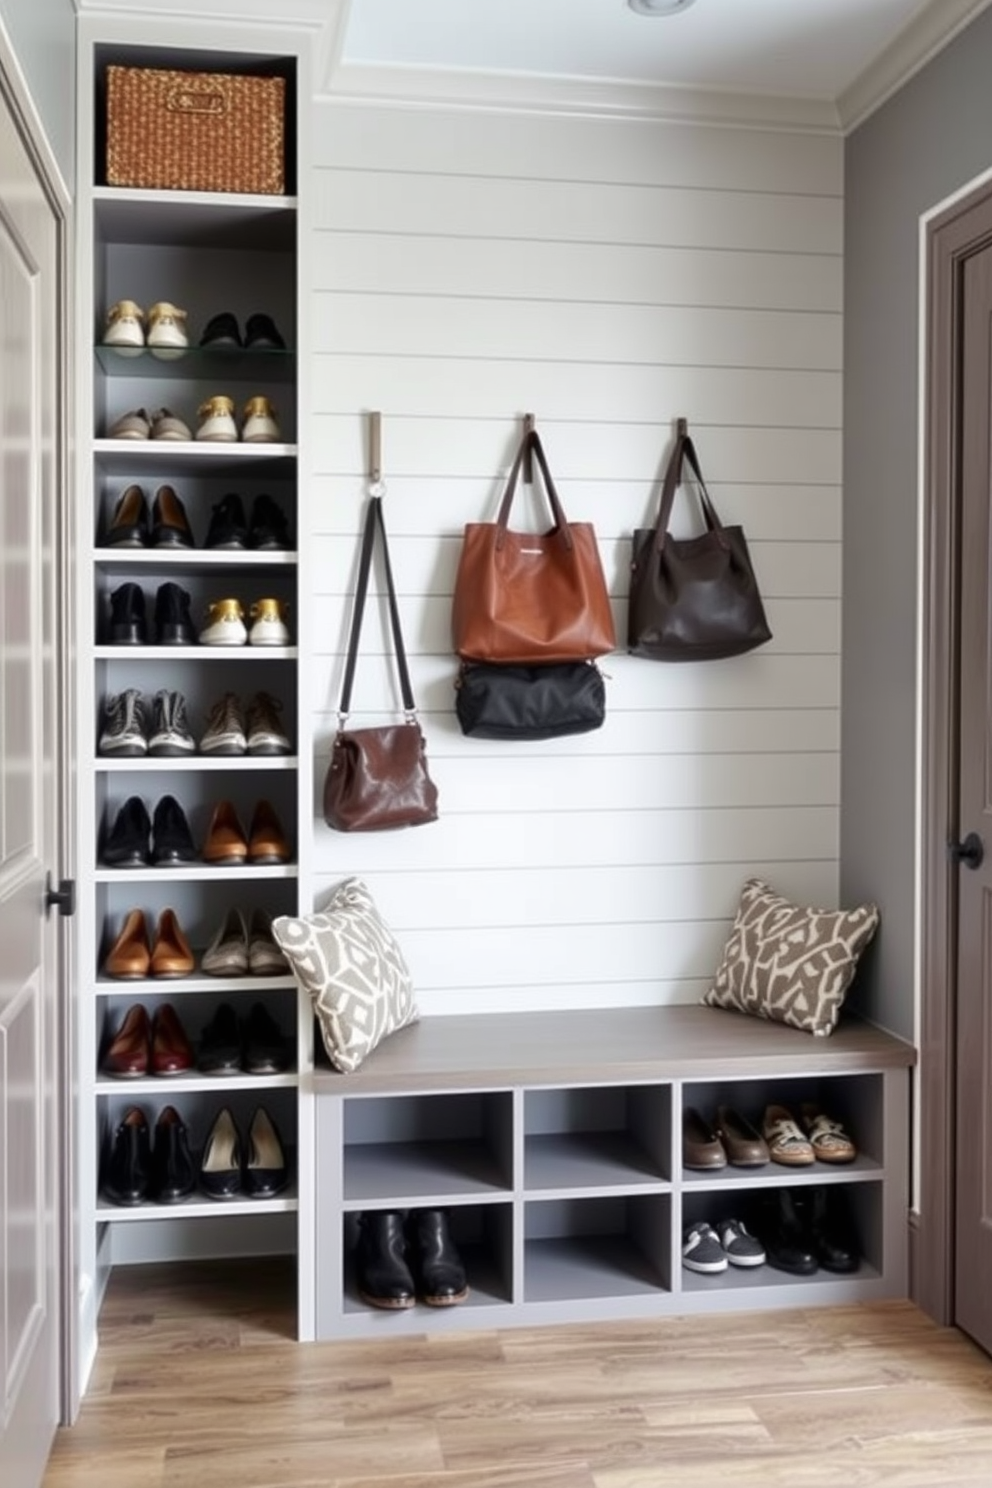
(452, 426), (616, 665)
(628, 420), (772, 662)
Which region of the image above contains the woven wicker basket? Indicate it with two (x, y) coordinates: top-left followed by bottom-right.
(105, 66), (286, 195)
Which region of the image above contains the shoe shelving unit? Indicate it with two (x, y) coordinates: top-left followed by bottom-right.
(75, 20), (314, 1364)
(313, 1005), (914, 1337)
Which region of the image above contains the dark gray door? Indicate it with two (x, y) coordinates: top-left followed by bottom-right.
(954, 226), (992, 1355)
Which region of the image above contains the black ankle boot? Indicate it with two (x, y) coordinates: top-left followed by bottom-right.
(757, 1187), (818, 1276)
(107, 581), (147, 644)
(801, 1185), (860, 1273)
(154, 581), (195, 645)
(408, 1208), (469, 1306)
(150, 1106), (196, 1204)
(356, 1211), (416, 1310)
(101, 1106), (152, 1206)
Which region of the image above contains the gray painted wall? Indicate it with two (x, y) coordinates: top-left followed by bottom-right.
(0, 0), (75, 190)
(843, 5), (992, 1040)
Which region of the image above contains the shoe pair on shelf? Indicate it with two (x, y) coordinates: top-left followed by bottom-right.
(199, 1000), (289, 1076)
(682, 1102), (856, 1171)
(102, 794), (198, 868)
(355, 1209), (469, 1310)
(201, 908), (289, 977)
(754, 1186), (861, 1276)
(200, 1105), (289, 1200)
(99, 689), (292, 758)
(200, 311), (286, 351)
(196, 394), (281, 443)
(104, 908), (195, 979)
(102, 1001), (194, 1077)
(102, 795), (291, 869)
(107, 580), (194, 645)
(107, 407), (193, 441)
(199, 596), (291, 647)
(102, 299), (188, 358)
(101, 1104), (196, 1206)
(682, 1218), (766, 1274)
(205, 492), (291, 550)
(103, 484), (194, 548)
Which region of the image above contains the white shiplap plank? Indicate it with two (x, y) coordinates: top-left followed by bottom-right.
(304, 476), (842, 542)
(310, 416), (842, 486)
(314, 170), (844, 256)
(311, 355), (842, 430)
(414, 980), (706, 1016)
(313, 102), (843, 197)
(313, 294), (842, 371)
(313, 231), (842, 313)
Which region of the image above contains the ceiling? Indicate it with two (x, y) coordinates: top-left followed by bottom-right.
(331, 0), (992, 128)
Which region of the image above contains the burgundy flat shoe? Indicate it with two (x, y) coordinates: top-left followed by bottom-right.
(102, 1003), (151, 1077)
(150, 1001), (194, 1076)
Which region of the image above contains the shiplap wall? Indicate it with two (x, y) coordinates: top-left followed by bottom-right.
(306, 99), (843, 1017)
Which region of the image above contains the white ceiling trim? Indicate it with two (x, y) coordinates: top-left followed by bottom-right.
(838, 0), (992, 131)
(323, 63), (842, 134)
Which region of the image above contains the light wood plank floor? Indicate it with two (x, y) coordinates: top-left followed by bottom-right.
(42, 1258), (992, 1488)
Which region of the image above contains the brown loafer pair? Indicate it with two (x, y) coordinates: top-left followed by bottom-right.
(102, 1001), (194, 1077)
(104, 907), (194, 979)
(201, 799), (290, 866)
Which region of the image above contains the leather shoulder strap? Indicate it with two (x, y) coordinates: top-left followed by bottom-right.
(495, 427), (573, 551)
(653, 425), (728, 550)
(337, 496), (417, 719)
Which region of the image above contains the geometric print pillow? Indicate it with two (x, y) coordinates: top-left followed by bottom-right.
(271, 877), (419, 1072)
(702, 878), (880, 1037)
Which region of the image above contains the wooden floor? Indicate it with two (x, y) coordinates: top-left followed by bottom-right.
(42, 1258), (992, 1488)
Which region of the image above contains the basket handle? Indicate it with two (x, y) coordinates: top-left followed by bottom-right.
(168, 86), (228, 117)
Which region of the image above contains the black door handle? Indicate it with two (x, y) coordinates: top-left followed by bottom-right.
(949, 832), (984, 870)
(45, 873), (76, 917)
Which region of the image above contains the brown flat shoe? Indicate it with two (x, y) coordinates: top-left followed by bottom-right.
(800, 1102), (857, 1164)
(104, 909), (152, 979)
(247, 799), (290, 865)
(716, 1105), (770, 1167)
(151, 484), (194, 548)
(150, 908), (195, 978)
(150, 1002), (194, 1076)
(103, 1002), (150, 1077)
(763, 1103), (815, 1166)
(682, 1107), (727, 1170)
(202, 800), (248, 865)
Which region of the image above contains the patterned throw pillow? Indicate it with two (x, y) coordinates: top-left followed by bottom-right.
(271, 877), (419, 1073)
(702, 879), (880, 1037)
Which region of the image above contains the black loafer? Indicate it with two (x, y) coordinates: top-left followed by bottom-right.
(356, 1211), (416, 1309)
(248, 493), (291, 550)
(198, 1001), (243, 1075)
(242, 1002), (289, 1076)
(245, 312), (285, 350)
(204, 492), (249, 550)
(102, 794), (152, 867)
(150, 793), (197, 866)
(409, 1208), (469, 1306)
(199, 311), (242, 348)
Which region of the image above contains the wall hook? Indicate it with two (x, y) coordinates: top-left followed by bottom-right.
(523, 412), (535, 483)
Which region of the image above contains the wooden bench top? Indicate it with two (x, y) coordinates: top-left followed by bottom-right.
(313, 1004), (915, 1094)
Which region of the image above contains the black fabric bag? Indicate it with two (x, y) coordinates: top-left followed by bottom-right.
(628, 419), (772, 662)
(455, 660), (605, 740)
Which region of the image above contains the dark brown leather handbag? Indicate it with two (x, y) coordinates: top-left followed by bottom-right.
(323, 496), (439, 832)
(452, 425), (616, 665)
(628, 419), (772, 662)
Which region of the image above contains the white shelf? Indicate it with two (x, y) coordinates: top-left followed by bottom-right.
(96, 1187), (299, 1222)
(96, 1073), (298, 1096)
(94, 757), (299, 773)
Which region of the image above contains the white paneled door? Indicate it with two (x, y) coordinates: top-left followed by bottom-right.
(0, 65), (65, 1488)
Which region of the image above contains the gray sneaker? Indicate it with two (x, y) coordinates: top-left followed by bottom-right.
(245, 691), (292, 756)
(98, 688), (147, 756)
(682, 1221), (728, 1274)
(199, 692), (247, 755)
(147, 690), (196, 757)
(718, 1218), (766, 1268)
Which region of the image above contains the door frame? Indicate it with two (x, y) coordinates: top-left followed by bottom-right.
(0, 13), (77, 1426)
(917, 170), (992, 1324)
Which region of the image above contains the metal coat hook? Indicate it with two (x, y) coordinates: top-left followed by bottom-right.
(677, 415), (688, 437)
(523, 412), (535, 484)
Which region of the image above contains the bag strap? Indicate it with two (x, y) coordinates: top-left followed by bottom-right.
(337, 496), (418, 722)
(653, 421), (729, 552)
(495, 426), (574, 553)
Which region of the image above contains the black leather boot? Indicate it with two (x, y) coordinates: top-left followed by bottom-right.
(154, 581), (195, 645)
(356, 1210), (416, 1310)
(409, 1208), (469, 1306)
(802, 1185), (860, 1273)
(150, 1105), (196, 1204)
(107, 581), (147, 644)
(757, 1187), (818, 1276)
(101, 1106), (152, 1206)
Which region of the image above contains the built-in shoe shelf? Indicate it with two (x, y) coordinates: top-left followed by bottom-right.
(314, 1005), (913, 1338)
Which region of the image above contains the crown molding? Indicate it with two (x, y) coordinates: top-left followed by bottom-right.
(73, 0), (343, 35)
(321, 63), (842, 133)
(838, 0), (992, 133)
